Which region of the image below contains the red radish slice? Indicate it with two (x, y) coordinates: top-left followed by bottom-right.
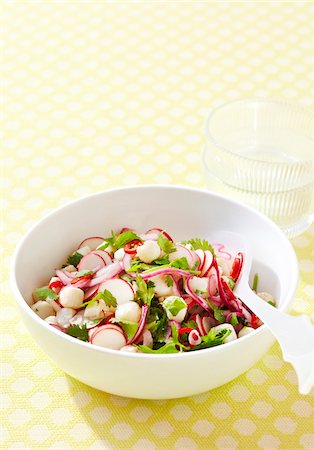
(190, 251), (201, 270)
(168, 244), (195, 268)
(122, 253), (133, 272)
(202, 316), (212, 334)
(195, 250), (205, 272)
(208, 272), (218, 297)
(143, 329), (153, 348)
(78, 236), (105, 251)
(87, 262), (123, 287)
(91, 324), (126, 349)
(91, 250), (112, 265)
(78, 253), (106, 271)
(140, 267), (193, 280)
(196, 314), (205, 335)
(200, 250), (214, 276)
(84, 286), (99, 301)
(146, 228), (174, 241)
(98, 279), (134, 305)
(55, 269), (71, 285)
(140, 232), (159, 241)
(128, 304), (148, 344)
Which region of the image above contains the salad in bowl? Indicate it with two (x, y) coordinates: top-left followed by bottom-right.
(31, 227), (275, 354)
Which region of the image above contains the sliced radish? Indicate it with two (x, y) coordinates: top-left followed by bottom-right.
(78, 253), (106, 271)
(200, 250), (214, 276)
(195, 250), (205, 272)
(146, 228), (174, 241)
(140, 232), (158, 241)
(91, 250), (112, 265)
(168, 244), (195, 268)
(84, 286), (99, 301)
(122, 253), (133, 272)
(128, 304), (148, 344)
(78, 236), (105, 251)
(91, 324), (126, 349)
(98, 279), (134, 305)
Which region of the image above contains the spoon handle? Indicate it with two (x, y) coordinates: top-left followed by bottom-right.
(235, 281), (314, 395)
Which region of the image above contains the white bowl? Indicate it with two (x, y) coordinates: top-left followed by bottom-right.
(11, 186), (299, 399)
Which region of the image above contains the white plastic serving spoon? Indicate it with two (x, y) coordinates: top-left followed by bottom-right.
(209, 231), (314, 395)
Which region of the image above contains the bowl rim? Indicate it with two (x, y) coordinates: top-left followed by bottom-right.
(204, 97), (314, 166)
(10, 184), (299, 360)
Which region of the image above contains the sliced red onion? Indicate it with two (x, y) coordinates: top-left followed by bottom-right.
(140, 267), (194, 280)
(212, 243), (232, 260)
(84, 285), (99, 301)
(185, 277), (211, 312)
(55, 269), (72, 285)
(196, 314), (206, 336)
(127, 304), (148, 345)
(208, 273), (218, 297)
(71, 278), (93, 289)
(87, 262), (123, 287)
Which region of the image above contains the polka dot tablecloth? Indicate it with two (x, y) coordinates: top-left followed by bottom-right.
(2, 1), (314, 449)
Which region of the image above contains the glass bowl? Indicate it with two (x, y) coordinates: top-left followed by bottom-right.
(202, 99), (314, 238)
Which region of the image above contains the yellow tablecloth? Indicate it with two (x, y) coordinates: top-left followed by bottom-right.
(2, 2), (313, 449)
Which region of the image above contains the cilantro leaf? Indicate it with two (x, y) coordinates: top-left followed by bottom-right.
(127, 261), (153, 272)
(75, 270), (93, 277)
(183, 320), (198, 329)
(170, 257), (189, 270)
(110, 319), (138, 340)
(157, 234), (176, 254)
(136, 342), (180, 354)
(230, 313), (239, 326)
(182, 238), (215, 255)
(190, 327), (231, 351)
(252, 273), (259, 291)
(210, 304), (225, 323)
(146, 302), (168, 342)
(135, 275), (155, 306)
(115, 231), (141, 250)
(66, 252), (83, 267)
(154, 256), (170, 265)
(165, 275), (174, 287)
(81, 289), (117, 308)
(66, 324), (89, 341)
(33, 287), (58, 301)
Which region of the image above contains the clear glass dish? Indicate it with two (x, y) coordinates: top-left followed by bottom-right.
(202, 99), (314, 238)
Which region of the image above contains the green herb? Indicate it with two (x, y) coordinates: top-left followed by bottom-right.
(66, 324), (89, 341)
(190, 328), (231, 351)
(154, 255), (170, 265)
(227, 277), (235, 290)
(146, 302), (168, 342)
(252, 273), (259, 291)
(195, 289), (206, 295)
(127, 261), (153, 272)
(170, 257), (189, 270)
(165, 275), (174, 287)
(157, 234), (176, 254)
(102, 230), (141, 251)
(137, 324), (189, 354)
(183, 320), (198, 329)
(135, 275), (155, 306)
(110, 319), (138, 341)
(210, 304), (225, 323)
(192, 260), (200, 270)
(268, 300), (276, 307)
(33, 287), (58, 301)
(182, 238), (215, 255)
(75, 270), (93, 277)
(230, 313), (239, 326)
(163, 296), (186, 317)
(80, 289), (117, 308)
(66, 252), (83, 267)
(120, 273), (134, 283)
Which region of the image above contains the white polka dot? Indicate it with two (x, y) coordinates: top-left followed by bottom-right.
(111, 422), (134, 440)
(0, 334), (16, 349)
(8, 443), (30, 450)
(69, 423), (92, 441)
(29, 392), (52, 409)
(108, 395), (131, 406)
(292, 236), (310, 248)
(8, 409), (32, 425)
(293, 298), (309, 313)
(170, 404), (193, 420)
(274, 417), (297, 434)
(192, 419), (215, 436)
(50, 408), (72, 425)
(250, 400), (273, 418)
(299, 259), (314, 273)
(151, 421), (174, 437)
(268, 385), (290, 401)
(90, 440), (113, 450)
(258, 434), (281, 449)
(28, 425), (50, 442)
(14, 348), (35, 363)
(304, 285), (314, 297)
(228, 384), (251, 402)
(285, 368), (298, 386)
(130, 406), (152, 422)
(31, 361), (53, 377)
(49, 441), (72, 450)
(11, 377), (34, 394)
(300, 434), (314, 450)
(133, 439), (156, 450)
(210, 401), (232, 419)
(291, 400), (313, 417)
(0, 363), (14, 377)
(233, 418), (257, 436)
(263, 354), (283, 370)
(89, 406), (111, 424)
(0, 392), (12, 409)
(51, 376), (71, 393)
(72, 391), (92, 408)
(246, 368), (268, 385)
(191, 392), (211, 404)
(175, 437), (197, 449)
(215, 435), (238, 450)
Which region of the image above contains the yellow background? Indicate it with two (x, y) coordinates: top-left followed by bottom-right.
(2, 1), (314, 449)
